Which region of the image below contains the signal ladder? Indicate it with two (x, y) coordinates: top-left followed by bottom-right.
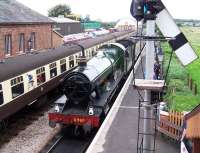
(134, 79), (164, 153)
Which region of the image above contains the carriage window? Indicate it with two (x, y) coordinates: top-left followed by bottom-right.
(75, 55), (78, 64)
(86, 50), (89, 58)
(92, 49), (96, 56)
(50, 62), (57, 78)
(0, 84), (3, 105)
(89, 50), (92, 58)
(11, 76), (24, 99)
(69, 55), (74, 68)
(60, 59), (66, 73)
(36, 67), (46, 85)
(92, 51), (95, 56)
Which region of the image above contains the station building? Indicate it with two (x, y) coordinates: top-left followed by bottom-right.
(0, 0), (55, 59)
(50, 16), (82, 36)
(115, 18), (137, 31)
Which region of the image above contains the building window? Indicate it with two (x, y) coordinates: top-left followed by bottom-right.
(60, 59), (66, 73)
(4, 34), (12, 55)
(19, 33), (25, 52)
(0, 84), (3, 105)
(36, 67), (46, 85)
(11, 76), (24, 99)
(49, 62), (57, 78)
(29, 32), (36, 50)
(69, 55), (74, 68)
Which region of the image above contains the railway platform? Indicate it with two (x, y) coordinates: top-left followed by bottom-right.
(86, 58), (179, 153)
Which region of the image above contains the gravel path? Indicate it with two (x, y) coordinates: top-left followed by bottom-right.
(0, 111), (60, 153)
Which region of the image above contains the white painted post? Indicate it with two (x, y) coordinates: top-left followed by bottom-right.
(143, 20), (155, 153)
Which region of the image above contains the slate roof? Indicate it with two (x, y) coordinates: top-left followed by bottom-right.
(0, 0), (54, 24)
(185, 104), (200, 120)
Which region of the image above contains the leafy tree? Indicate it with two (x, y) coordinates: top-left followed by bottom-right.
(48, 4), (71, 17)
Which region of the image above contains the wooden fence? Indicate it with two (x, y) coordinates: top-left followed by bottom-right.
(158, 110), (184, 140)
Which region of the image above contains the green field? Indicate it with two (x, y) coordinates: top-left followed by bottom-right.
(163, 27), (200, 112)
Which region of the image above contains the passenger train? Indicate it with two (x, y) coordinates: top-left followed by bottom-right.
(48, 38), (140, 134)
(0, 31), (133, 125)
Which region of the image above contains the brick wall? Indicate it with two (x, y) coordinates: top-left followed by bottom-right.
(0, 24), (53, 59)
(52, 31), (63, 48)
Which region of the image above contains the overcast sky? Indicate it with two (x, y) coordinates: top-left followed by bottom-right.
(17, 0), (200, 22)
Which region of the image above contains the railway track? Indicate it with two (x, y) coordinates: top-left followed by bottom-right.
(0, 106), (50, 145)
(40, 128), (95, 153)
(0, 90), (61, 147)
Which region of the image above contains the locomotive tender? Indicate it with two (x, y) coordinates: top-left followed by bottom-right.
(48, 39), (136, 131)
(0, 31), (133, 124)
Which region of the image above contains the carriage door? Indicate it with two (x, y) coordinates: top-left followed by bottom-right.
(0, 84), (3, 105)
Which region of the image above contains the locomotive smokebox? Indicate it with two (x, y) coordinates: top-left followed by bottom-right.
(62, 72), (92, 105)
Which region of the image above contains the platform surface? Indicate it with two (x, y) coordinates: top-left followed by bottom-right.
(86, 58), (179, 153)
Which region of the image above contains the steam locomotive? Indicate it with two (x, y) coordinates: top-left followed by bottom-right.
(48, 39), (137, 134)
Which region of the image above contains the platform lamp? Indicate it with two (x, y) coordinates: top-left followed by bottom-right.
(157, 47), (164, 78)
(157, 47), (164, 63)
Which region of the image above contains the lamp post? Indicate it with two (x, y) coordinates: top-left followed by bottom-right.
(157, 47), (164, 78)
(157, 47), (164, 63)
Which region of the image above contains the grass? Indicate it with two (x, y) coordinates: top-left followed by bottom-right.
(162, 27), (200, 112)
(182, 27), (200, 91)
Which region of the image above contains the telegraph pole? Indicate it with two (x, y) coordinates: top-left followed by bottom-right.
(143, 20), (155, 153)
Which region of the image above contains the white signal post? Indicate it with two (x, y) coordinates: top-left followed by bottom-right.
(143, 20), (155, 153)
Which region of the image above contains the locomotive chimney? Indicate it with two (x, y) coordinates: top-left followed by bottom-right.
(77, 44), (87, 67)
(77, 56), (87, 67)
(64, 42), (87, 66)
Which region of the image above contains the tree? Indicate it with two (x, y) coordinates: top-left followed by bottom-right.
(48, 4), (71, 17)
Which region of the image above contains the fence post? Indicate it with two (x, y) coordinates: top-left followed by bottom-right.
(194, 83), (198, 95)
(188, 74), (190, 87)
(190, 79), (193, 91)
